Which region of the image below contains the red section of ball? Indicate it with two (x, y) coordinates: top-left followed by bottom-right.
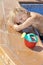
(24, 39), (36, 48)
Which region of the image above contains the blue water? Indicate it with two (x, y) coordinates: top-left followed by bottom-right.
(20, 4), (43, 15)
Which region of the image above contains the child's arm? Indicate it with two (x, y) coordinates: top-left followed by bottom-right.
(13, 14), (37, 31)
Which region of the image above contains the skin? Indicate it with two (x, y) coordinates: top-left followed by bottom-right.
(7, 7), (43, 34)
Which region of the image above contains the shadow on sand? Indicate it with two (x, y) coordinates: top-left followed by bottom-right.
(32, 46), (43, 52)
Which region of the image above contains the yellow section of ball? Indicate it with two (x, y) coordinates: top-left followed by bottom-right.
(21, 32), (26, 38)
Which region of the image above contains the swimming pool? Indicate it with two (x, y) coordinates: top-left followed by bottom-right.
(20, 3), (43, 15)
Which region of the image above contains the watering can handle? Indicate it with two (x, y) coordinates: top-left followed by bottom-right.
(29, 33), (38, 42)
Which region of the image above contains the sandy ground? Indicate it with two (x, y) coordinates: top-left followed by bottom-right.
(0, 26), (43, 65)
(0, 0), (43, 65)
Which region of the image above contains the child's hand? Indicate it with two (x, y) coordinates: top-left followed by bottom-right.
(13, 24), (20, 31)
